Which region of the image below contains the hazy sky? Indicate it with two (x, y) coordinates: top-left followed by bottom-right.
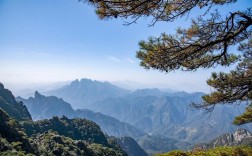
(0, 0), (251, 93)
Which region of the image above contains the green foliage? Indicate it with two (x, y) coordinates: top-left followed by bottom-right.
(136, 10), (251, 72)
(31, 131), (91, 156)
(22, 116), (109, 145)
(0, 150), (32, 156)
(234, 104), (252, 125)
(156, 146), (252, 156)
(88, 143), (126, 156)
(29, 130), (127, 156)
(0, 109), (34, 155)
(192, 40), (252, 124)
(84, 0), (236, 24)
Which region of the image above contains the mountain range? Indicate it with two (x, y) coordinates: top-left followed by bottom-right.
(92, 92), (251, 143)
(9, 78), (252, 155)
(17, 91), (191, 155)
(44, 79), (251, 144)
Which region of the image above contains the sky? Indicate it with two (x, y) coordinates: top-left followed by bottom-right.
(0, 0), (251, 94)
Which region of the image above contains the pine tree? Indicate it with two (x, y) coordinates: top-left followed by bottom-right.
(83, 0), (252, 125)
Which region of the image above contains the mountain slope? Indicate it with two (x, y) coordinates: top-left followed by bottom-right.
(0, 109), (34, 155)
(45, 78), (130, 109)
(116, 137), (148, 156)
(137, 135), (191, 155)
(0, 83), (31, 121)
(75, 109), (146, 139)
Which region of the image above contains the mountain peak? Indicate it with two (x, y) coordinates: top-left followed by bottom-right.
(34, 91), (44, 99)
(44, 78), (130, 109)
(70, 79), (79, 85)
(80, 78), (92, 82)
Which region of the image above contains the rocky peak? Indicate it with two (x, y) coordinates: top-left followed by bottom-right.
(34, 91), (45, 99)
(210, 129), (252, 148)
(233, 129), (252, 142)
(70, 79), (79, 86)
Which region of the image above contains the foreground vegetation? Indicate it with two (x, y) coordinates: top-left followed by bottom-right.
(0, 109), (127, 156)
(157, 146), (252, 156)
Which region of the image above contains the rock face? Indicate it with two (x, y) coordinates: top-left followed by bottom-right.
(0, 82), (31, 121)
(45, 78), (130, 109)
(197, 129), (252, 148)
(233, 129), (252, 142)
(209, 129), (252, 147)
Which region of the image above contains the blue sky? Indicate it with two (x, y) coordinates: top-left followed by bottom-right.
(0, 0), (251, 93)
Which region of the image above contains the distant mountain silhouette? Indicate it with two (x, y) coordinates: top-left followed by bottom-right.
(45, 78), (130, 109)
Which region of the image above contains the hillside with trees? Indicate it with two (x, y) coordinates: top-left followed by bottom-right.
(0, 83), (128, 156)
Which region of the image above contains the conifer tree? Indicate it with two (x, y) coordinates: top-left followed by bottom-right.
(83, 0), (252, 125)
